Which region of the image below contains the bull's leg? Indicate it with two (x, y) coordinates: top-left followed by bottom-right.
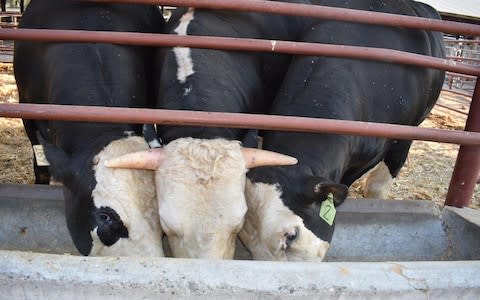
(364, 140), (413, 199)
(32, 145), (51, 184)
(22, 120), (51, 184)
(364, 161), (393, 199)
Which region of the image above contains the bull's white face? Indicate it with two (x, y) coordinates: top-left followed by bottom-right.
(155, 138), (248, 259)
(91, 136), (164, 256)
(239, 180), (330, 262)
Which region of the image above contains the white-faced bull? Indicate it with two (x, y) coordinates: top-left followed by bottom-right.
(112, 2), (308, 259)
(240, 0), (446, 262)
(14, 0), (166, 256)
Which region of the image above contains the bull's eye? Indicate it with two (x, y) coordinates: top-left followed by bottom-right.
(99, 212), (111, 225)
(94, 207), (129, 246)
(285, 227), (299, 247)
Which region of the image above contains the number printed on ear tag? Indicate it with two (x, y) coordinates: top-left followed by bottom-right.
(319, 193), (336, 226)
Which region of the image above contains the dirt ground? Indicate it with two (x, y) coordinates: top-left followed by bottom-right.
(351, 90), (480, 209)
(0, 62), (479, 209)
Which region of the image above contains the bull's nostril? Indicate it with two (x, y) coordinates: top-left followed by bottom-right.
(285, 227), (299, 247)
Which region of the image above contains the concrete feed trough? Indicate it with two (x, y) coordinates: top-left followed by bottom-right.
(1, 183), (480, 299)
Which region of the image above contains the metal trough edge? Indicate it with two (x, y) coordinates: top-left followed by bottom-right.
(1, 250), (479, 299)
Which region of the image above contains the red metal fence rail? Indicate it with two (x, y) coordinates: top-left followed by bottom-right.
(1, 28), (479, 76)
(447, 79), (480, 206)
(89, 0), (480, 36)
(0, 0), (480, 207)
(443, 89), (475, 98)
(444, 72), (476, 97)
(3, 103), (480, 145)
(444, 40), (480, 44)
(435, 103), (469, 116)
(443, 37), (479, 98)
(448, 57), (480, 64)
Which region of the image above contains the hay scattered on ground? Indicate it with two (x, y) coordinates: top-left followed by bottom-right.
(0, 63), (34, 184)
(0, 62), (478, 208)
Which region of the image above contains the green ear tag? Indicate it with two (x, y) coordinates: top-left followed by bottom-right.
(319, 193), (336, 226)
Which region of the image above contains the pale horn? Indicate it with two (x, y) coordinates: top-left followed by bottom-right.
(242, 148), (298, 169)
(104, 148), (166, 170)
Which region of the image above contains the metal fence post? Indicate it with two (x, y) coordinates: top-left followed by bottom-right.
(446, 78), (480, 207)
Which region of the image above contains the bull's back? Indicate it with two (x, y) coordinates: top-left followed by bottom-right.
(14, 0), (164, 149)
(156, 1), (309, 143)
(271, 0), (445, 125)
(15, 0), (163, 104)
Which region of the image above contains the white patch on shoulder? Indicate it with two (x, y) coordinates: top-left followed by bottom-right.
(364, 161), (394, 199)
(173, 8), (195, 83)
(90, 136), (164, 256)
(239, 179), (330, 262)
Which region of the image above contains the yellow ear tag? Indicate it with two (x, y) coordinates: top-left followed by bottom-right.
(319, 193), (336, 226)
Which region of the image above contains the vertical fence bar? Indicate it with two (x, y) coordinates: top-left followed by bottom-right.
(446, 79), (480, 207)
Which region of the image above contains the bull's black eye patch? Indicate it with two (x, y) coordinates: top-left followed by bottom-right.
(94, 206), (129, 246)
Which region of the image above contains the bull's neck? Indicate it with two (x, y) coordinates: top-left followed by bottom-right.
(259, 133), (353, 184)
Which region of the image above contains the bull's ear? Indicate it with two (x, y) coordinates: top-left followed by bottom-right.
(142, 124), (163, 148)
(304, 176), (348, 207)
(36, 131), (73, 182)
(241, 129), (260, 148)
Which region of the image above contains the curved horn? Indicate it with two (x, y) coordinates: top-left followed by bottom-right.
(242, 148), (298, 169)
(104, 148), (165, 170)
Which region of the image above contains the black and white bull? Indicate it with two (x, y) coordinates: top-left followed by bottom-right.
(240, 0), (446, 261)
(105, 2), (309, 259)
(14, 0), (166, 256)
